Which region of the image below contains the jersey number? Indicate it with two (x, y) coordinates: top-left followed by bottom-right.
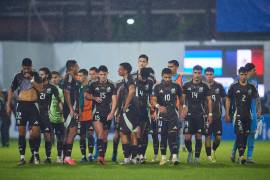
(242, 95), (246, 102)
(192, 92), (198, 99)
(100, 92), (106, 99)
(212, 95), (216, 102)
(40, 93), (46, 100)
(164, 94), (171, 102)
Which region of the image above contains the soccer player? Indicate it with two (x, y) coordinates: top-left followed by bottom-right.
(49, 71), (65, 163)
(181, 65), (213, 164)
(87, 65), (117, 164)
(77, 69), (95, 162)
(204, 67), (226, 162)
(89, 67), (98, 82)
(7, 58), (43, 165)
(63, 60), (80, 165)
(151, 68), (182, 165)
(117, 62), (140, 165)
(38, 67), (63, 164)
(226, 67), (261, 164)
(135, 67), (154, 163)
(167, 60), (186, 161)
(111, 79), (124, 162)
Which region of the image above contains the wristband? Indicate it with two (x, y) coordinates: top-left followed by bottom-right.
(155, 104), (160, 109)
(208, 113), (213, 116)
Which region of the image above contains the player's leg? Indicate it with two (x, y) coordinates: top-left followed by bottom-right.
(151, 120), (159, 162)
(55, 123), (65, 163)
(159, 120), (168, 165)
(79, 121), (88, 162)
(168, 120), (179, 165)
(131, 130), (139, 164)
(87, 122), (95, 161)
(183, 118), (193, 163)
(205, 121), (213, 162)
(120, 132), (131, 164)
(212, 120), (222, 162)
(112, 119), (120, 162)
(93, 118), (106, 164)
(246, 132), (255, 163)
(63, 119), (77, 165)
(234, 118), (247, 164)
(42, 116), (52, 163)
(17, 125), (27, 165)
(103, 120), (112, 158)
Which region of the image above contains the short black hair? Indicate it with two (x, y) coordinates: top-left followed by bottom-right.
(140, 67), (151, 80)
(120, 62), (132, 74)
(89, 67), (98, 72)
(39, 67), (51, 79)
(66, 60), (77, 70)
(51, 71), (60, 76)
(238, 67), (247, 74)
(78, 69), (88, 76)
(162, 68), (172, 76)
(138, 54), (149, 62)
(245, 63), (256, 72)
(193, 65), (203, 72)
(22, 58), (32, 66)
(98, 65), (108, 73)
(204, 67), (214, 74)
(168, 60), (179, 67)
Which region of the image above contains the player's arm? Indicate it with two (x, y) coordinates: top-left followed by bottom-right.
(31, 72), (43, 92)
(207, 95), (213, 124)
(225, 97), (231, 123)
(123, 83), (136, 112)
(52, 86), (63, 112)
(107, 94), (117, 121)
(64, 74), (76, 117)
(6, 75), (19, 115)
(150, 86), (166, 114)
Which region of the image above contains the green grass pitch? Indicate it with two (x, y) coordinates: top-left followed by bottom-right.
(0, 140), (269, 180)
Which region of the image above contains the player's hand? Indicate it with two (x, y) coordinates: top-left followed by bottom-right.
(158, 106), (167, 113)
(93, 97), (102, 103)
(208, 115), (213, 124)
(107, 112), (114, 121)
(151, 111), (157, 121)
(181, 107), (188, 119)
(6, 103), (12, 116)
(255, 117), (263, 139)
(69, 108), (78, 118)
(225, 113), (230, 123)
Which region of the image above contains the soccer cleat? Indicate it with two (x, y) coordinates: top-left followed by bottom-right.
(120, 158), (130, 165)
(111, 153), (117, 162)
(159, 155), (167, 166)
(56, 156), (63, 164)
(64, 157), (76, 165)
(207, 156), (214, 163)
(187, 152), (193, 163)
(172, 155), (179, 165)
(152, 154), (158, 162)
(44, 157), (52, 164)
(194, 157), (200, 166)
(18, 158), (26, 166)
(131, 158), (137, 165)
(246, 158), (256, 164)
(238, 156), (246, 165)
(80, 156), (88, 163)
(97, 157), (105, 165)
(139, 155), (146, 164)
(34, 154), (40, 165)
(88, 154), (93, 162)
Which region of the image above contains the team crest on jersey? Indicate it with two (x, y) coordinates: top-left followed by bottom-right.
(46, 88), (52, 94)
(106, 87), (111, 93)
(248, 89), (252, 95)
(215, 88), (220, 94)
(199, 87), (203, 92)
(145, 84), (149, 90)
(171, 88), (176, 94)
(187, 87), (191, 91)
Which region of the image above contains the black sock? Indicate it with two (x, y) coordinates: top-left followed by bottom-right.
(160, 135), (168, 155)
(113, 138), (119, 155)
(45, 141), (52, 158)
(104, 141), (108, 155)
(152, 133), (159, 155)
(205, 146), (211, 156)
(18, 135), (26, 156)
(195, 139), (202, 158)
(97, 139), (104, 157)
(80, 138), (86, 157)
(185, 140), (192, 153)
(122, 144), (130, 158)
(168, 132), (178, 154)
(213, 139), (220, 151)
(131, 145), (137, 159)
(142, 135), (148, 156)
(57, 141), (63, 157)
(29, 138), (34, 155)
(137, 138), (143, 155)
(65, 143), (73, 157)
(88, 135), (95, 154)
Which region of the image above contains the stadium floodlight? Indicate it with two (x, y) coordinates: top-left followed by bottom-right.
(127, 18), (135, 25)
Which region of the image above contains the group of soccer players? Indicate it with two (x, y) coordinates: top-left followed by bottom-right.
(6, 54), (262, 166)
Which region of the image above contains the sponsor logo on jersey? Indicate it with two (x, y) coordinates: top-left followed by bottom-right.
(46, 88), (52, 94)
(171, 88), (176, 94)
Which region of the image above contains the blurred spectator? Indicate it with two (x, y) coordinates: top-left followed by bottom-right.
(0, 89), (11, 147)
(262, 90), (270, 114)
